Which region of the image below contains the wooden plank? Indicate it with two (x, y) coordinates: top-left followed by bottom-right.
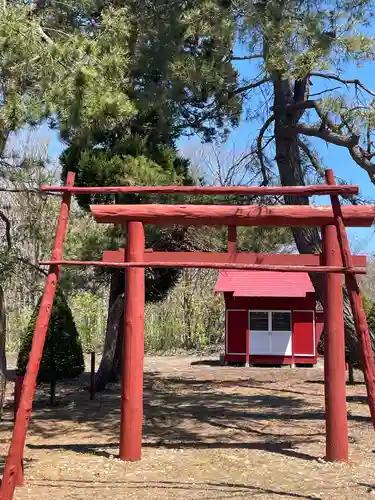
(0, 172), (75, 500)
(326, 169), (375, 430)
(120, 222), (145, 462)
(322, 224), (349, 462)
(13, 376), (24, 486)
(101, 250), (366, 267)
(41, 183), (359, 197)
(228, 226), (237, 257)
(39, 259), (367, 274)
(90, 204), (375, 228)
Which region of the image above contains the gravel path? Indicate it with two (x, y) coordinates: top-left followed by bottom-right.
(1, 355), (374, 499)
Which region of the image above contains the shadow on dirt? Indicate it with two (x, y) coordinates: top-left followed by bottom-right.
(5, 369), (369, 466)
(27, 478), (323, 499)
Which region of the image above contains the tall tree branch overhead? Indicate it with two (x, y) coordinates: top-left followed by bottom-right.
(310, 72), (375, 98)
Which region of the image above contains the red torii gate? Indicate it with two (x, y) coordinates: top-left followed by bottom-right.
(1, 169), (375, 500)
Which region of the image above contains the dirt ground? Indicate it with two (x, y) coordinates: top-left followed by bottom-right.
(1, 355), (375, 500)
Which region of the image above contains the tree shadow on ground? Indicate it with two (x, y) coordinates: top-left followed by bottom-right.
(190, 359), (222, 367)
(358, 483), (375, 493)
(306, 379), (364, 386)
(9, 370), (331, 463)
(6, 369), (369, 465)
(27, 438), (319, 461)
(0, 455), (33, 478)
(346, 395), (368, 404)
(26, 478), (323, 499)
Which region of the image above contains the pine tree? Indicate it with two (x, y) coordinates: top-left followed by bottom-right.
(17, 290), (84, 405)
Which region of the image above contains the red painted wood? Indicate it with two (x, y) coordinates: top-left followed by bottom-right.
(120, 222), (145, 462)
(224, 354), (317, 365)
(13, 376), (23, 421)
(224, 294), (317, 312)
(102, 248), (152, 262)
(322, 224), (349, 462)
(101, 250), (366, 267)
(91, 203), (375, 228)
(228, 226), (237, 257)
(0, 173), (75, 500)
(90, 352), (95, 401)
(292, 311), (315, 356)
(41, 183), (359, 196)
(39, 259), (367, 274)
(13, 376), (24, 487)
(226, 310), (248, 355)
(325, 169), (375, 430)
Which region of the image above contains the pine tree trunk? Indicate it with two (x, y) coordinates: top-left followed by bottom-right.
(94, 271), (124, 391)
(50, 379), (56, 406)
(272, 77), (371, 363)
(348, 362), (355, 385)
(0, 286), (7, 419)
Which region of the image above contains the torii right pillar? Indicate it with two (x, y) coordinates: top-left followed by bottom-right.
(322, 223), (349, 462)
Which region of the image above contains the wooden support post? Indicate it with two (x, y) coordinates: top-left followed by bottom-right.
(228, 226), (237, 258)
(13, 376), (24, 487)
(0, 172), (75, 500)
(322, 224), (349, 462)
(90, 352), (95, 401)
(120, 221), (145, 461)
(245, 329), (250, 368)
(325, 169), (375, 430)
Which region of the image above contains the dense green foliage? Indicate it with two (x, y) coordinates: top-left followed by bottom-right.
(17, 290), (84, 383)
(0, 4), (134, 152)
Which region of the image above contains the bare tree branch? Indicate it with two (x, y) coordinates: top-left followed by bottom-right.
(292, 123), (357, 147)
(16, 256), (48, 277)
(298, 139), (324, 176)
(310, 72), (375, 98)
(256, 115), (275, 185)
(279, 99), (338, 130)
(367, 124), (372, 154)
(231, 54), (263, 61)
(37, 25), (54, 45)
(292, 123), (375, 182)
(310, 87), (341, 97)
(229, 77), (271, 98)
(0, 188), (60, 196)
(0, 210), (11, 250)
(41, 26), (73, 39)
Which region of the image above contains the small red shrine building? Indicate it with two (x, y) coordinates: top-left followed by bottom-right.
(215, 270), (324, 366)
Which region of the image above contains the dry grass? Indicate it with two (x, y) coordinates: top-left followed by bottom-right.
(1, 355), (375, 500)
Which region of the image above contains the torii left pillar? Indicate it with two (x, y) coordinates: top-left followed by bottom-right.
(119, 221), (145, 461)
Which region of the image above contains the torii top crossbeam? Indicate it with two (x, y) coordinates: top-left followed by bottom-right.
(38, 179), (375, 273)
(90, 203), (375, 227)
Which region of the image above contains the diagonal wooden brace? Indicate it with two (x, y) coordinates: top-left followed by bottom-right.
(0, 172), (75, 500)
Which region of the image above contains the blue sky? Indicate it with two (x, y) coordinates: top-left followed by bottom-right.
(23, 29), (375, 256)
(178, 48), (375, 255)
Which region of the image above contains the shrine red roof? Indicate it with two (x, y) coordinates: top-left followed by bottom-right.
(214, 270), (314, 298)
